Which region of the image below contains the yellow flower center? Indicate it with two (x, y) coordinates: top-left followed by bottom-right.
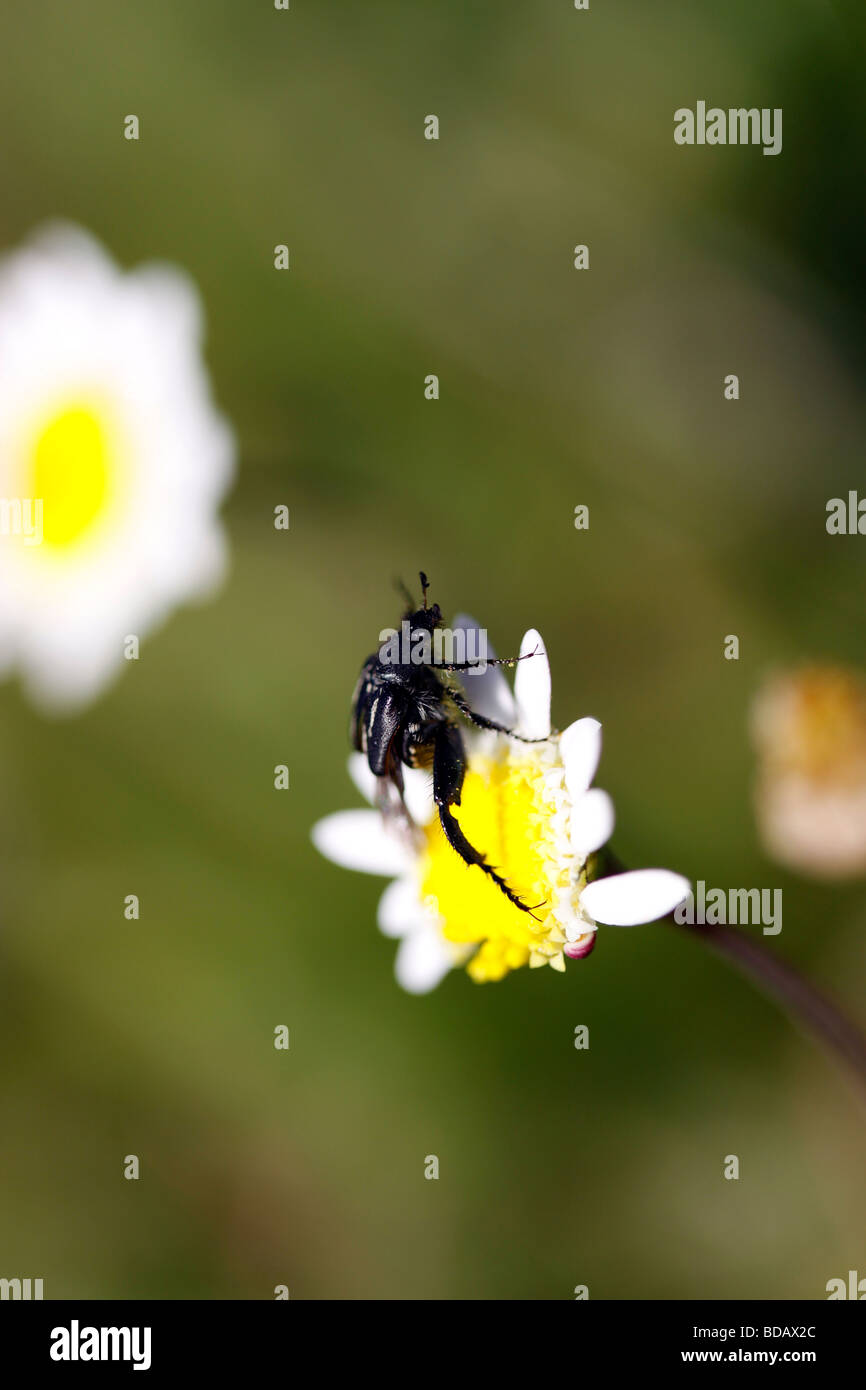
(419, 748), (581, 982)
(25, 403), (119, 549)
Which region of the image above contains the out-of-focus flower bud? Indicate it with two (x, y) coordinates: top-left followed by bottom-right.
(751, 666), (866, 878)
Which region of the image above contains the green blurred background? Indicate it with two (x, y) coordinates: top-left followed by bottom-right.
(1, 0), (865, 1298)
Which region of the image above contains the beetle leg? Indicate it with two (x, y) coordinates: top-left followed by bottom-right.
(432, 723), (544, 919)
(432, 645), (541, 673)
(448, 688), (551, 743)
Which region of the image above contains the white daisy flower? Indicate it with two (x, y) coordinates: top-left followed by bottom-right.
(312, 618), (690, 993)
(0, 223), (234, 712)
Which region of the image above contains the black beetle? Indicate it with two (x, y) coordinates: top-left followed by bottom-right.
(351, 572), (547, 916)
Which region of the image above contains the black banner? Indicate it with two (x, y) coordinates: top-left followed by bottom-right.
(1, 1299), (861, 1374)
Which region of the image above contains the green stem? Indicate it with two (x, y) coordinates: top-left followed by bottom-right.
(669, 915), (866, 1100)
(593, 851), (866, 1099)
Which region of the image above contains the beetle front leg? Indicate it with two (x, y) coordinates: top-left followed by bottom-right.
(448, 689), (552, 743)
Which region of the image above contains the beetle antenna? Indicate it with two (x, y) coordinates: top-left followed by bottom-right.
(419, 571), (430, 609)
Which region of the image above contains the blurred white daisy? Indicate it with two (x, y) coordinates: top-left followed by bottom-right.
(0, 223), (234, 712)
(313, 620), (690, 993)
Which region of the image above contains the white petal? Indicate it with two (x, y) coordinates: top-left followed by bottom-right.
(347, 753), (433, 826)
(570, 788), (615, 859)
(560, 718), (602, 799)
(581, 869), (692, 927)
(394, 924), (455, 994)
(514, 629), (551, 738)
(403, 766), (435, 826)
(347, 753), (377, 806)
(311, 810), (410, 876)
(377, 876), (426, 938)
(452, 613), (517, 725)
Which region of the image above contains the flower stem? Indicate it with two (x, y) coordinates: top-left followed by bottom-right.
(668, 915), (866, 1101)
(592, 849), (866, 1099)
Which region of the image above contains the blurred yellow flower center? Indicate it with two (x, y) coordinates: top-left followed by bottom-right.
(754, 667), (866, 787)
(419, 750), (572, 982)
(28, 405), (113, 548)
